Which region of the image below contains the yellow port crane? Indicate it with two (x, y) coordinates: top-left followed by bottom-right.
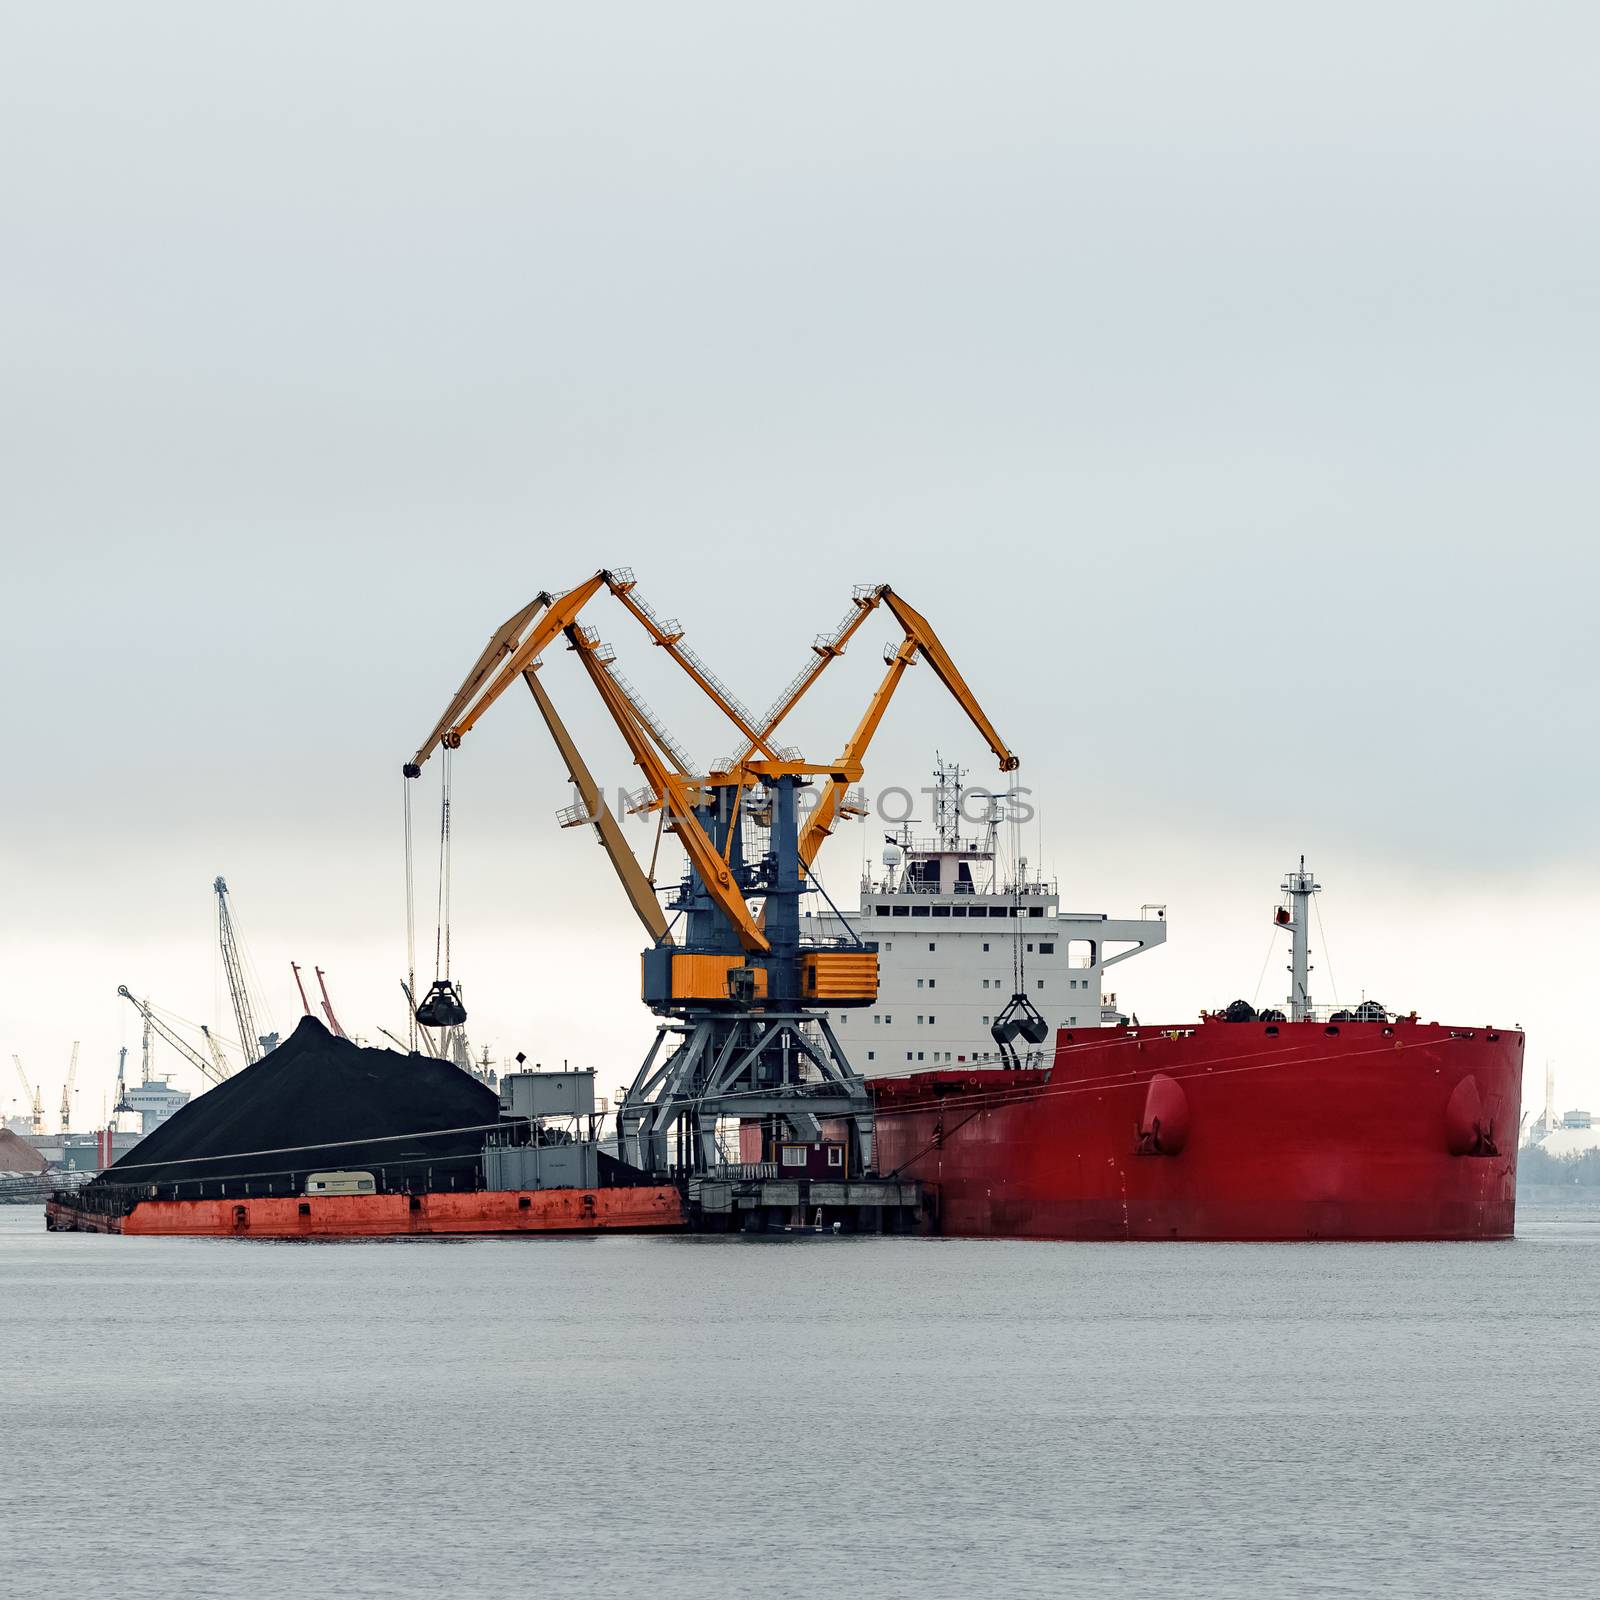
(58, 1042), (78, 1133)
(10, 1056), (44, 1136)
(405, 570), (1017, 1177)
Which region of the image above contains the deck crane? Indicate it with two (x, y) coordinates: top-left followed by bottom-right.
(59, 1042), (79, 1132)
(405, 571), (1019, 1177)
(10, 1056), (44, 1135)
(214, 877), (278, 1062)
(116, 988), (230, 1088)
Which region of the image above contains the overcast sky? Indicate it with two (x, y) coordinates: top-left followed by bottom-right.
(3, 3), (1595, 1127)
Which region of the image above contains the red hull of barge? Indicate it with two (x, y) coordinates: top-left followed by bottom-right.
(870, 1018), (1523, 1241)
(46, 1185), (686, 1238)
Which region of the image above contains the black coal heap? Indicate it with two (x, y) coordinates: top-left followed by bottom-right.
(95, 1016), (500, 1192)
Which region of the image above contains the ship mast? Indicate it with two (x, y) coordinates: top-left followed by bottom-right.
(1282, 857), (1321, 1021)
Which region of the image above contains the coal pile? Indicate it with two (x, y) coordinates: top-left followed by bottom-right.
(93, 1016), (500, 1196)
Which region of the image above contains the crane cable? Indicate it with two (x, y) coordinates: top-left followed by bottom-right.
(434, 747), (453, 982)
(403, 775), (418, 1049)
(1010, 788), (1025, 993)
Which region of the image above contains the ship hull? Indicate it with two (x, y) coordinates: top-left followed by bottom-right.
(869, 1019), (1523, 1241)
(45, 1184), (686, 1238)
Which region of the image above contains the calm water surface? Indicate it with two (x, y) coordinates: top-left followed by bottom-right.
(4, 1202), (1596, 1599)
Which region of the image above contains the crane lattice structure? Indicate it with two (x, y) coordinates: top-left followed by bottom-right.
(214, 877), (278, 1063)
(58, 1042), (79, 1133)
(405, 570), (1017, 1179)
(10, 1056), (44, 1135)
(116, 988), (231, 1087)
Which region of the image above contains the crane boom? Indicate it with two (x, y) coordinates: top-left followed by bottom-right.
(409, 568), (780, 779)
(200, 1026), (231, 1081)
(314, 968), (348, 1039)
(788, 589), (1018, 873)
(59, 1041), (79, 1132)
(11, 1055), (44, 1135)
(525, 666), (673, 944)
(795, 637), (920, 869)
(214, 876), (268, 1065)
(878, 588), (1019, 772)
(606, 573), (777, 758)
(412, 573), (612, 767)
(567, 625), (770, 953)
(408, 595), (545, 772)
(116, 987), (229, 1087)
(738, 585), (887, 762)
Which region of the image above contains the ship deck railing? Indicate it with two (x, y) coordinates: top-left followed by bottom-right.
(857, 879), (1058, 899)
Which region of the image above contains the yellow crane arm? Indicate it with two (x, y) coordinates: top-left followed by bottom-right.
(605, 576), (780, 761)
(521, 666), (673, 945)
(734, 584), (885, 765)
(447, 571), (613, 750)
(793, 591), (1017, 874)
(408, 596), (544, 771)
(796, 637), (919, 869)
(407, 572), (613, 771)
(567, 627), (770, 954)
(880, 587), (1020, 772)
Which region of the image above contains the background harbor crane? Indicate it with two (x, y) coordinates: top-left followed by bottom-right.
(58, 1042), (79, 1132)
(214, 876), (278, 1063)
(10, 1056), (44, 1135)
(116, 987), (231, 1087)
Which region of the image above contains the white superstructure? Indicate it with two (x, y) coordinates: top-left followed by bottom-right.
(118, 1077), (191, 1135)
(803, 762), (1167, 1074)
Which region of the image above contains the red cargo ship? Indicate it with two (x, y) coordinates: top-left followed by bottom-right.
(858, 851), (1522, 1240)
(871, 1016), (1520, 1241)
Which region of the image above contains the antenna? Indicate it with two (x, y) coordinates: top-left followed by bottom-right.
(1279, 857), (1321, 1021)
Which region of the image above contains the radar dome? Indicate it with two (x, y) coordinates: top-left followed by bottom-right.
(882, 843), (903, 867)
